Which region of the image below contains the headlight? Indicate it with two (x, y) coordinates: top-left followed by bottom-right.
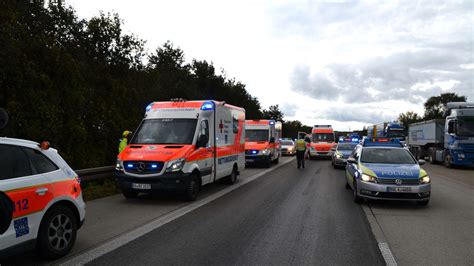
(335, 153), (342, 159)
(166, 158), (186, 172)
(262, 149), (271, 155)
(361, 173), (377, 183)
(115, 159), (123, 171)
(310, 147), (315, 151)
(287, 147), (294, 151)
(419, 175), (430, 184)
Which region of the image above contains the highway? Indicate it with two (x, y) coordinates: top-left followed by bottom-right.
(2, 157), (473, 265)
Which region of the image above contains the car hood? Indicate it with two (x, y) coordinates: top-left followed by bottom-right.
(118, 144), (195, 162)
(245, 141), (270, 150)
(360, 163), (426, 179)
(337, 150), (352, 156)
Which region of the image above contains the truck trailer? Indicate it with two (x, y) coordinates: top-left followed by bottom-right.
(407, 102), (474, 168)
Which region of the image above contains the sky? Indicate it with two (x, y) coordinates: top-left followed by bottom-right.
(67, 0), (473, 131)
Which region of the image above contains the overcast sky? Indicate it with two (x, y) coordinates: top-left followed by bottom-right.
(68, 0), (473, 131)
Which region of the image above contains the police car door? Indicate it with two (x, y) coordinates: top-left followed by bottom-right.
(0, 145), (57, 250)
(347, 146), (361, 183)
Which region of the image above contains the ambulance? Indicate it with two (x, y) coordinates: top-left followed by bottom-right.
(308, 125), (336, 159)
(244, 120), (281, 167)
(115, 100), (246, 201)
(0, 138), (85, 260)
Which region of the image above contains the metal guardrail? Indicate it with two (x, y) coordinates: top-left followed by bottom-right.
(76, 166), (115, 182)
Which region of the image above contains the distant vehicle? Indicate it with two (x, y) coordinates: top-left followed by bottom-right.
(115, 100), (246, 201)
(345, 138), (431, 205)
(0, 138), (85, 259)
(281, 139), (296, 156)
(332, 140), (358, 168)
(308, 125), (336, 159)
(367, 122), (405, 141)
(245, 120), (281, 167)
(407, 102), (474, 168)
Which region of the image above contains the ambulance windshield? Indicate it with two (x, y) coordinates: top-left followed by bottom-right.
(312, 133), (334, 142)
(246, 129), (269, 142)
(131, 119), (197, 145)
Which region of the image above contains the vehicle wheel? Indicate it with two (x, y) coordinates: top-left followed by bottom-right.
(353, 181), (363, 203)
(264, 156), (271, 168)
(36, 205), (78, 260)
(444, 153), (452, 168)
(429, 151), (436, 164)
(223, 166), (238, 185)
(122, 189), (139, 199)
(417, 200), (429, 206)
(184, 174), (200, 201)
(345, 182), (351, 190)
(274, 156), (280, 164)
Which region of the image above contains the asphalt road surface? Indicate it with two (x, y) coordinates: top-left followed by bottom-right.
(88, 159), (384, 266)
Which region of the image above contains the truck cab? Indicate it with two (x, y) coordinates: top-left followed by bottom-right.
(443, 102), (474, 167)
(244, 120), (281, 167)
(115, 100), (246, 201)
(309, 125), (336, 159)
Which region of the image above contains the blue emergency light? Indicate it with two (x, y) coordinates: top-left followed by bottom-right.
(127, 163), (134, 168)
(145, 103), (153, 112)
(363, 138), (403, 147)
(269, 120), (275, 125)
(201, 101), (214, 110)
(151, 164), (158, 169)
(251, 150), (258, 154)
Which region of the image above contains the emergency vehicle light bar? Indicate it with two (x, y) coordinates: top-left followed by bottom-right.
(269, 120), (275, 125)
(313, 125), (332, 128)
(363, 138), (403, 147)
(201, 101), (215, 110)
(146, 103), (154, 112)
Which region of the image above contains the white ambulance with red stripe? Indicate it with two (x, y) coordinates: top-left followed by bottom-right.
(0, 138), (85, 260)
(115, 100), (246, 201)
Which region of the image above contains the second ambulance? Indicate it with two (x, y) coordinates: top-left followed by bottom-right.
(308, 125), (336, 159)
(244, 120), (281, 167)
(115, 100), (246, 201)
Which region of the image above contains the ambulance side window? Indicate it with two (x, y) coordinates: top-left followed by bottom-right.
(233, 115), (238, 133)
(0, 145), (32, 180)
(22, 148), (59, 175)
(199, 120), (209, 146)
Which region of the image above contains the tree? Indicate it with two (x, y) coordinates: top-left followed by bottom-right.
(424, 93), (467, 120)
(398, 111), (422, 126)
(262, 105), (284, 121)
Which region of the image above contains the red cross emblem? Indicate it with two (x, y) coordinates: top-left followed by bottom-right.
(219, 120), (224, 133)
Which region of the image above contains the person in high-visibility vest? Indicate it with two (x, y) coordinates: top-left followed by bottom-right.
(296, 138), (307, 169)
(119, 130), (132, 154)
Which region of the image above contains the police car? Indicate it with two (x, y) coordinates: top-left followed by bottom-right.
(332, 138), (359, 168)
(345, 138), (431, 205)
(0, 138), (85, 259)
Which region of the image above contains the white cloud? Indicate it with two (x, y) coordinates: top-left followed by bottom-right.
(66, 0), (473, 131)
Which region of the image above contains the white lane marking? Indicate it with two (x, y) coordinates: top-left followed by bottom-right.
(60, 158), (295, 265)
(362, 204), (398, 266)
(378, 242), (397, 266)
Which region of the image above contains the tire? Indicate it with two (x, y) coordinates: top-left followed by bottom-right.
(444, 153), (452, 168)
(345, 182), (351, 190)
(274, 156), (280, 164)
(353, 181), (363, 203)
(429, 150), (436, 164)
(122, 189), (139, 199)
(223, 166), (238, 185)
(417, 200), (429, 206)
(184, 174), (200, 201)
(264, 156), (271, 168)
(36, 205), (78, 260)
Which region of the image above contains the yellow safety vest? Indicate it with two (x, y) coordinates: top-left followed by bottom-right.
(296, 139), (306, 151)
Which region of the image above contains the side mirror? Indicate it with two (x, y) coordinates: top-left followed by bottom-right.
(269, 137), (275, 143)
(418, 159), (426, 165)
(197, 134), (209, 148)
(347, 157), (357, 164)
(0, 108), (8, 130)
(304, 137), (311, 143)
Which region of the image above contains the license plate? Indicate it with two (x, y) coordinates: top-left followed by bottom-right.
(246, 159), (254, 163)
(388, 187), (411, 192)
(132, 183), (151, 190)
